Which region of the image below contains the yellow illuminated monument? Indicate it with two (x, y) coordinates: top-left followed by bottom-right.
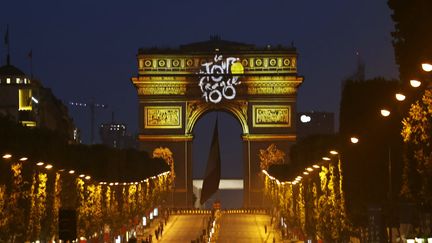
(131, 37), (303, 207)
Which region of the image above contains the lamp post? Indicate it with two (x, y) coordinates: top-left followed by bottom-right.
(380, 108), (395, 243)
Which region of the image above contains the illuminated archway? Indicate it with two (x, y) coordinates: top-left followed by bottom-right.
(132, 38), (303, 207)
(185, 100), (248, 135)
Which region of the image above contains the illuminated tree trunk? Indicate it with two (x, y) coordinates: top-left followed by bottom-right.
(50, 173), (62, 241)
(0, 184), (7, 242)
(7, 163), (26, 242)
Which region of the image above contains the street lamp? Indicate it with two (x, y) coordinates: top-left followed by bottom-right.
(381, 109), (391, 117)
(410, 79), (422, 88)
(350, 137), (359, 144)
(421, 63), (432, 72)
(395, 93), (406, 101)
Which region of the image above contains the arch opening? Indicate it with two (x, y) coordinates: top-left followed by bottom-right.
(191, 111), (244, 209)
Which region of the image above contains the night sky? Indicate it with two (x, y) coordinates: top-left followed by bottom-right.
(1, 1), (398, 178)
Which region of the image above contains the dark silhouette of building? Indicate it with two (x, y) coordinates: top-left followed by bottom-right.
(296, 111), (335, 139)
(99, 122), (136, 149)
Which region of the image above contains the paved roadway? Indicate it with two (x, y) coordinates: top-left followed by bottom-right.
(157, 214), (210, 243)
(217, 213), (280, 243)
(158, 213), (284, 243)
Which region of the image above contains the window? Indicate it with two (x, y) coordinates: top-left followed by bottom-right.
(21, 121), (36, 127)
(18, 89), (32, 111)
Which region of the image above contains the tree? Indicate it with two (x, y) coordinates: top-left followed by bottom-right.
(387, 0), (432, 83)
(401, 90), (432, 204)
(259, 144), (286, 171)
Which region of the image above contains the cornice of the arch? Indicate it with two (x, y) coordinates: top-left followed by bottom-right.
(186, 100), (249, 135)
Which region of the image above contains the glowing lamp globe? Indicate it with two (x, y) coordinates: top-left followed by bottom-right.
(350, 137), (359, 144)
(395, 93), (406, 101)
(421, 63), (432, 72)
(410, 79), (421, 88)
(380, 109), (390, 117)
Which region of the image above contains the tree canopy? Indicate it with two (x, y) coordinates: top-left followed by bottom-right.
(388, 0), (432, 82)
(0, 116), (169, 182)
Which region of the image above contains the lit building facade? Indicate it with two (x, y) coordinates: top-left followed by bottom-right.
(0, 63), (36, 127)
(0, 62), (76, 141)
(131, 37), (304, 207)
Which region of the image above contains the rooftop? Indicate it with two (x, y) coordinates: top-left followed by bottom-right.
(0, 64), (26, 77)
(139, 36), (296, 54)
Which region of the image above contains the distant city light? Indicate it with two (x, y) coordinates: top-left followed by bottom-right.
(85, 175), (91, 180)
(45, 164), (53, 169)
(31, 97), (39, 104)
(20, 157), (28, 161)
(330, 150), (338, 155)
(300, 114), (311, 123)
(322, 157), (331, 161)
(2, 154), (12, 159)
(36, 162), (44, 166)
(69, 170), (75, 174)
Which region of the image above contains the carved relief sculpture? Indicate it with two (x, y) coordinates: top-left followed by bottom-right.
(253, 105), (291, 127)
(144, 106), (182, 129)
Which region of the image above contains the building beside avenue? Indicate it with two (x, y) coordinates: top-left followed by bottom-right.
(0, 60), (77, 142)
